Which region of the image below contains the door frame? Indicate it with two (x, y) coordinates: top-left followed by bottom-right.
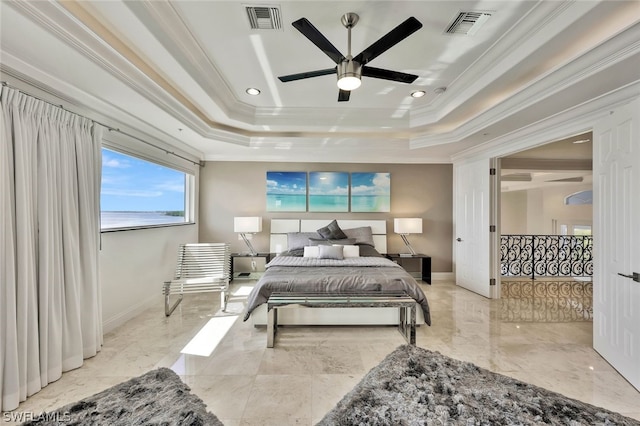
(453, 83), (639, 298)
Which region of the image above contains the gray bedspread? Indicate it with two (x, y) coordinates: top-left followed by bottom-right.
(243, 255), (431, 325)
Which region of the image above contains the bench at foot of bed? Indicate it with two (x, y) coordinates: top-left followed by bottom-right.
(266, 291), (416, 348)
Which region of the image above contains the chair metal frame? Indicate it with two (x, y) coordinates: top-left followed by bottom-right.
(163, 243), (231, 316)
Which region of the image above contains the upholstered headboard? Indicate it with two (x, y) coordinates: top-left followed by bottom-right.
(269, 219), (387, 254)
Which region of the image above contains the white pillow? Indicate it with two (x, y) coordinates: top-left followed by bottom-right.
(336, 244), (360, 258)
(318, 244), (344, 260)
(303, 246), (320, 258)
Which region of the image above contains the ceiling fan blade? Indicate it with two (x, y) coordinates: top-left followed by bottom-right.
(278, 68), (336, 82)
(354, 17), (422, 65)
(362, 66), (419, 84)
(292, 18), (344, 64)
(338, 89), (351, 102)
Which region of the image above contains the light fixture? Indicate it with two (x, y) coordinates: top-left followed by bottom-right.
(246, 88), (261, 96)
(411, 90), (426, 98)
(234, 217), (262, 255)
(337, 59), (362, 91)
(394, 218), (423, 256)
(573, 139), (590, 144)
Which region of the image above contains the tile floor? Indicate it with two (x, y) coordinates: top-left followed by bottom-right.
(5, 279), (640, 425)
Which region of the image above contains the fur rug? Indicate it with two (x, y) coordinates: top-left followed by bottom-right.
(318, 345), (640, 425)
(22, 368), (222, 426)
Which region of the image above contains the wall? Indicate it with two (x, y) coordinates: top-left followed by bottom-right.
(540, 184), (592, 234)
(501, 183), (592, 235)
(501, 191), (528, 234)
(100, 224), (198, 332)
(199, 162), (453, 273)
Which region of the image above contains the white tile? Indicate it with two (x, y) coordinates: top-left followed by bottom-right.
(11, 279), (640, 423)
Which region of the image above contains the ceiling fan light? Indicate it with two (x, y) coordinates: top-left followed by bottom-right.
(337, 59), (362, 91)
(337, 75), (361, 91)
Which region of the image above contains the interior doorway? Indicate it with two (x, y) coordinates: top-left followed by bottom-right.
(497, 132), (593, 321)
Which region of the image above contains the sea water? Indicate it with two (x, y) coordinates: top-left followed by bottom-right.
(101, 211), (185, 229)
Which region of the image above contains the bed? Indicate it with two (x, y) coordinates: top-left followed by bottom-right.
(243, 219), (431, 327)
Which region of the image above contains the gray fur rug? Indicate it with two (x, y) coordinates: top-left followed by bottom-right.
(22, 368), (223, 425)
(318, 345), (640, 425)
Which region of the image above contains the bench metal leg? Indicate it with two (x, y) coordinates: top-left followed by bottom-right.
(398, 305), (416, 345)
(267, 307), (277, 348)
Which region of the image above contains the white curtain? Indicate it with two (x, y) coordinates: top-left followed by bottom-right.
(0, 86), (103, 411)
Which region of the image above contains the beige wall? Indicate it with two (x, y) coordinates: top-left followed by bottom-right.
(501, 184), (592, 235)
(501, 191), (528, 234)
(199, 161), (453, 272)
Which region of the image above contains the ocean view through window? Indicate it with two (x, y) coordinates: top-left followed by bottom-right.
(101, 148), (189, 230)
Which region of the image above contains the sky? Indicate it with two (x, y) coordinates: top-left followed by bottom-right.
(101, 149), (186, 211)
(309, 172), (348, 195)
(351, 172), (390, 195)
(266, 171), (307, 195)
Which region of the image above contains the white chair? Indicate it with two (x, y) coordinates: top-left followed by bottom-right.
(163, 243), (231, 316)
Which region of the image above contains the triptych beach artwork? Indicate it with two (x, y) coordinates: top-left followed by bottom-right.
(266, 171), (390, 212)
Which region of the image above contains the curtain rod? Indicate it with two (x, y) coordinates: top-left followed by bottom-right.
(1, 81), (204, 168)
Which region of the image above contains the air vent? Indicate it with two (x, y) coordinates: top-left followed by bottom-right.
(445, 11), (491, 35)
(246, 6), (282, 30)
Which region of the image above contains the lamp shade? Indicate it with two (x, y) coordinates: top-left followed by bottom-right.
(234, 217), (262, 233)
(394, 218), (422, 234)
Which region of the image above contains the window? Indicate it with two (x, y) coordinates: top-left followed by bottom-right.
(101, 148), (191, 230)
(564, 190), (592, 205)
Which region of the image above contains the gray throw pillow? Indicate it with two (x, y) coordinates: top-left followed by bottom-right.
(287, 232), (322, 250)
(318, 244), (344, 260)
(317, 219), (348, 240)
(343, 226), (375, 246)
(308, 238), (357, 246)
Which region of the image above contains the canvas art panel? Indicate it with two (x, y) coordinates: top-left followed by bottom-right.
(351, 172), (391, 212)
(266, 172), (307, 211)
(308, 172), (349, 212)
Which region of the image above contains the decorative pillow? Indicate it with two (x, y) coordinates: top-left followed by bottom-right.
(343, 226), (375, 246)
(287, 232), (322, 250)
(308, 237), (357, 246)
(338, 244), (360, 258)
(316, 219), (348, 240)
(303, 246), (320, 258)
(318, 244), (344, 260)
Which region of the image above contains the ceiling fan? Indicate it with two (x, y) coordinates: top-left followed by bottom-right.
(278, 13), (423, 102)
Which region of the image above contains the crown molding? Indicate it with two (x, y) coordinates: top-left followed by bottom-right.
(5, 0), (262, 146)
(409, 1), (584, 127)
(451, 80), (640, 162)
(0, 60), (204, 161)
(123, 1), (255, 124)
(411, 21), (640, 149)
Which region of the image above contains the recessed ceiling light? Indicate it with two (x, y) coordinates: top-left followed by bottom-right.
(246, 88), (261, 96)
(573, 139), (590, 144)
(411, 90), (426, 98)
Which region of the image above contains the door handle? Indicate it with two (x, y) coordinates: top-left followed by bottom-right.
(456, 238), (463, 242)
(618, 272), (640, 282)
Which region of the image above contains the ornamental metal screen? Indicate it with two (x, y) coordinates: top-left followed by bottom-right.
(500, 235), (593, 278)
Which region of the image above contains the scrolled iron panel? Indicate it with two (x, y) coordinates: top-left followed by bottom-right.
(501, 235), (593, 278)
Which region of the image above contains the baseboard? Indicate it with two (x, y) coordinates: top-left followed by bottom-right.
(102, 294), (158, 334)
(431, 272), (454, 282)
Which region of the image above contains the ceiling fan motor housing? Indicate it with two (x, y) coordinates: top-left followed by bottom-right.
(337, 59), (362, 89)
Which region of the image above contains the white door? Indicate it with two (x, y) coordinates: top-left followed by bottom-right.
(454, 158), (491, 297)
(593, 98), (640, 391)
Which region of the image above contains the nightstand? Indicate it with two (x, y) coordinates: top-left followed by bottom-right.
(385, 254), (431, 284)
(231, 252), (273, 280)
